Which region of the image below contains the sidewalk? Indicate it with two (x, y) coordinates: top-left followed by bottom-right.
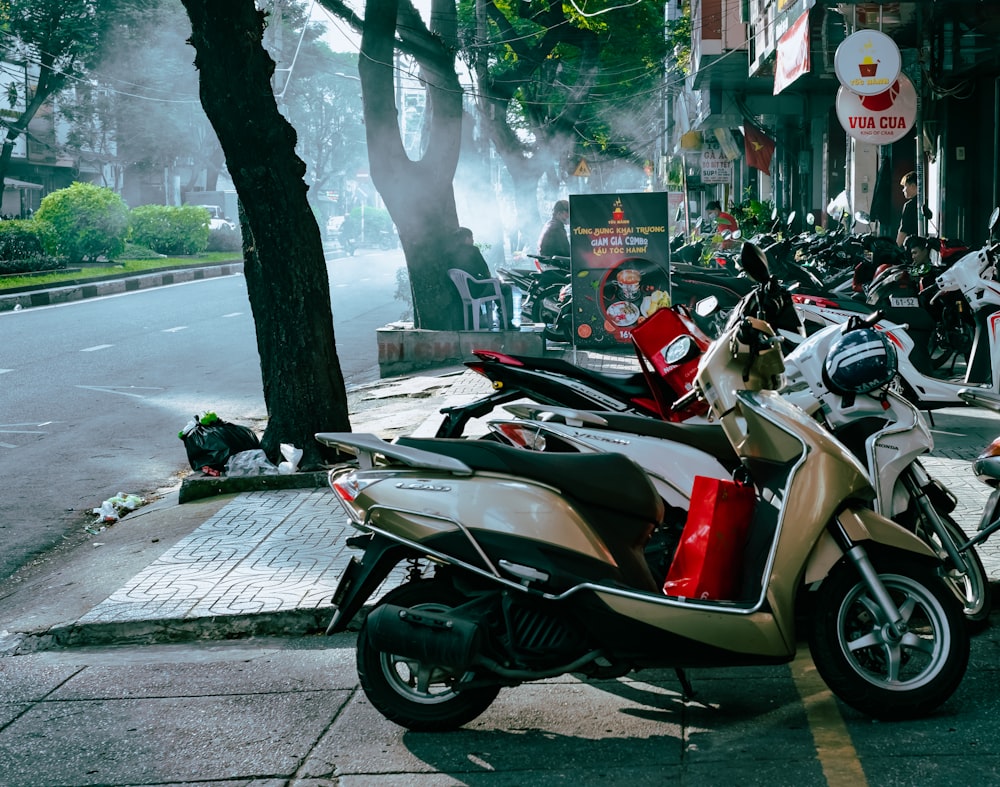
(2, 348), (999, 656)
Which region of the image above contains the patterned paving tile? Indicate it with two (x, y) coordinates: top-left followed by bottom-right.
(78, 490), (350, 625)
(75, 424), (1000, 631)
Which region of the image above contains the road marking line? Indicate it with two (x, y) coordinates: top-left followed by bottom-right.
(222, 312), (242, 317)
(76, 385), (163, 399)
(0, 369), (11, 374)
(0, 442), (15, 448)
(81, 344), (113, 352)
(162, 326), (188, 333)
(790, 648), (868, 787)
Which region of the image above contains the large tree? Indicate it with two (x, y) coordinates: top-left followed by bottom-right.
(321, 0), (467, 330)
(180, 0), (350, 467)
(462, 0), (668, 240)
(0, 0), (147, 187)
(319, 0), (666, 323)
(280, 47), (367, 221)
(61, 0), (224, 196)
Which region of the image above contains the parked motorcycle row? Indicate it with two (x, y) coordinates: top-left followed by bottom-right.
(312, 227), (1000, 731)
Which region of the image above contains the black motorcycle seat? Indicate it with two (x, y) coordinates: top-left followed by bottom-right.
(395, 437), (665, 524)
(573, 411), (741, 472)
(485, 354), (653, 399)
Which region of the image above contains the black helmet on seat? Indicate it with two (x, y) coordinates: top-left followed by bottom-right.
(823, 328), (898, 395)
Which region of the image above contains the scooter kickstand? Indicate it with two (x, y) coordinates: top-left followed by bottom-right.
(675, 668), (696, 699)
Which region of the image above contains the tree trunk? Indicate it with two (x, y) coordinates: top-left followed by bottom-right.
(360, 0), (466, 330)
(181, 0), (350, 469)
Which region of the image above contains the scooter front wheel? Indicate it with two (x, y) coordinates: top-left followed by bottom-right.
(356, 579), (500, 731)
(808, 555), (969, 720)
(931, 514), (990, 624)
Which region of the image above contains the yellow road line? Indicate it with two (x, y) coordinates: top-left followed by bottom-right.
(791, 647), (868, 787)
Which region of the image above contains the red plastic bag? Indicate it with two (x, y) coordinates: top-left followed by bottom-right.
(662, 476), (755, 601)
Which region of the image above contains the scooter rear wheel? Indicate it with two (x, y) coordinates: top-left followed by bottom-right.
(357, 579), (500, 731)
(808, 555), (969, 720)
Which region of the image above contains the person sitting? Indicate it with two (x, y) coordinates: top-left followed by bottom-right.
(905, 235), (933, 272)
(538, 199), (571, 259)
(451, 227), (516, 329)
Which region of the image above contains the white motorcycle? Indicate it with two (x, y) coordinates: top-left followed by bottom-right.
(791, 208), (1000, 411)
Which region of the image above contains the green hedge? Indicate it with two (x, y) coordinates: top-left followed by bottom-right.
(206, 223), (242, 252)
(130, 204), (210, 255)
(34, 182), (130, 263)
(0, 220), (47, 261)
(0, 255), (66, 275)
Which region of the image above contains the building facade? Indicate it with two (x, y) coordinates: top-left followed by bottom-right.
(671, 0), (1000, 244)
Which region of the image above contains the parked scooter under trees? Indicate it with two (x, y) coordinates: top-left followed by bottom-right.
(316, 243), (969, 730)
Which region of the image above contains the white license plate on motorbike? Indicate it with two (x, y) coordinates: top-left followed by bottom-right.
(889, 296), (919, 308)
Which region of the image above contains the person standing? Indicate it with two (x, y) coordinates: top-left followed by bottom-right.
(705, 200), (739, 236)
(705, 200), (739, 250)
(538, 199), (571, 259)
(896, 171), (918, 247)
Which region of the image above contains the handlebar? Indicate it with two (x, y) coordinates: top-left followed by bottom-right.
(842, 310), (883, 333)
(671, 388), (701, 412)
(527, 253), (571, 263)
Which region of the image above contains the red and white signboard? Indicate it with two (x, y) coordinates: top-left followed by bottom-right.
(835, 73), (916, 144)
(834, 30), (901, 96)
(773, 10), (811, 96)
(699, 138), (733, 184)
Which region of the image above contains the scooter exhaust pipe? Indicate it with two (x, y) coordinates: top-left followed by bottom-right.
(366, 604), (481, 670)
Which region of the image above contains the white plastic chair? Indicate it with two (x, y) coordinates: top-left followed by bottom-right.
(447, 268), (509, 331)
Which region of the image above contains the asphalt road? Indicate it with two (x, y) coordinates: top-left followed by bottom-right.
(0, 247), (407, 582)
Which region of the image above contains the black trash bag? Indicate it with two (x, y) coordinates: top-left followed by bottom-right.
(180, 415), (261, 472)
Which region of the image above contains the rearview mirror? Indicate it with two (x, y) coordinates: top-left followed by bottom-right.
(695, 295), (719, 316)
(740, 242), (770, 284)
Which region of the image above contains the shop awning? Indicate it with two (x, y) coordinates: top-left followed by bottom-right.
(4, 178), (42, 190)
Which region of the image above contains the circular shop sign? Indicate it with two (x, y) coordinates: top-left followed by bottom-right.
(836, 73), (916, 144)
(834, 30), (901, 96)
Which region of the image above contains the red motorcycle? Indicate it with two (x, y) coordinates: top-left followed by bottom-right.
(436, 244), (800, 437)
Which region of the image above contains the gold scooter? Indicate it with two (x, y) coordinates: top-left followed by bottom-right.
(317, 242), (969, 731)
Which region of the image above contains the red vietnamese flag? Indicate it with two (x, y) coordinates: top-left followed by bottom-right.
(744, 124), (776, 175)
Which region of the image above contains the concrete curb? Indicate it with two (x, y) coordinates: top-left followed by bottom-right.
(178, 470), (330, 503)
(0, 261), (245, 312)
(13, 607), (338, 654)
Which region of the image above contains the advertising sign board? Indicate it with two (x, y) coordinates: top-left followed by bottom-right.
(568, 193), (671, 348)
(835, 73), (916, 144)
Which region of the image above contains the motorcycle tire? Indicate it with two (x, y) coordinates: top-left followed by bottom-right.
(531, 294), (560, 326)
(356, 578), (501, 731)
(808, 554), (969, 720)
(932, 515), (991, 625)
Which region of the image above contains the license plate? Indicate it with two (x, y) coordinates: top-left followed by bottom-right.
(889, 296), (919, 308)
(331, 555), (362, 606)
